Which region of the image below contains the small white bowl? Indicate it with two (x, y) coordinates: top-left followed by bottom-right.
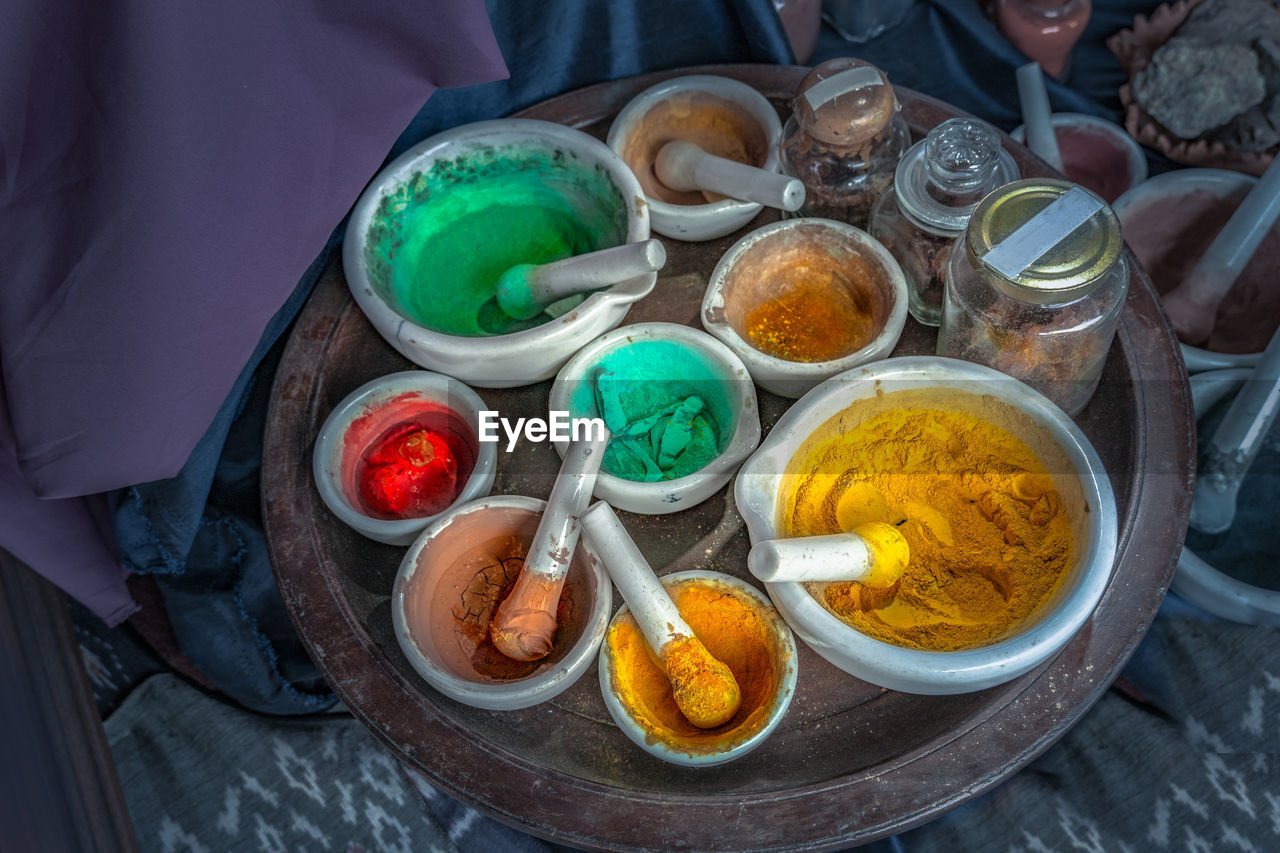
(312, 371), (496, 546)
(1173, 368), (1280, 626)
(702, 218), (908, 398)
(344, 118), (653, 388)
(392, 495), (612, 710)
(735, 356), (1119, 694)
(1012, 112), (1147, 202)
(607, 75), (783, 242)
(597, 570), (798, 766)
(548, 322), (761, 514)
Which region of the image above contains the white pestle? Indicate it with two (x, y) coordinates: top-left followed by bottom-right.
(1015, 62), (1063, 172)
(579, 501), (692, 655)
(578, 500), (741, 729)
(1181, 343), (1262, 375)
(654, 140), (805, 212)
(1162, 157), (1280, 345)
(489, 427), (611, 661)
(1189, 325), (1280, 535)
(1190, 367), (1252, 415)
(494, 239), (667, 321)
(747, 522), (910, 585)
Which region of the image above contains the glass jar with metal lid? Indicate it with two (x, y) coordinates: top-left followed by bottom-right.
(777, 57), (909, 229)
(936, 178), (1127, 416)
(869, 117), (1019, 327)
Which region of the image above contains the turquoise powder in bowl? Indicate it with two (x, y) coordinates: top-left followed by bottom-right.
(344, 118), (653, 388)
(548, 322), (761, 514)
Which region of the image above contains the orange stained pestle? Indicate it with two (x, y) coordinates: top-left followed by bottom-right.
(659, 636), (742, 729)
(604, 577), (782, 754)
(488, 573), (565, 662)
(578, 501), (745, 733)
(488, 430), (609, 662)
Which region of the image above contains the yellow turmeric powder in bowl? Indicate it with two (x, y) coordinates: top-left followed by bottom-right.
(600, 572), (797, 765)
(782, 390), (1075, 651)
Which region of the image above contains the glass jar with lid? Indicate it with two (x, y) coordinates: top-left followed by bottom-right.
(936, 179), (1127, 416)
(869, 118), (1019, 327)
(778, 57), (910, 230)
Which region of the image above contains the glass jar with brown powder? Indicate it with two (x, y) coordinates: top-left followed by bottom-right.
(777, 57), (909, 230)
(937, 179), (1128, 416)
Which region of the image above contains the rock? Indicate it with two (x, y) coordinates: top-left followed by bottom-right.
(1179, 0), (1280, 47)
(1257, 37), (1280, 95)
(1133, 38), (1266, 139)
(1213, 100), (1280, 152)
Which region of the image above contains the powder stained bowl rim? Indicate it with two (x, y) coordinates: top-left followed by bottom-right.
(597, 570), (799, 767)
(343, 118), (654, 388)
(734, 356), (1119, 695)
(702, 218), (909, 398)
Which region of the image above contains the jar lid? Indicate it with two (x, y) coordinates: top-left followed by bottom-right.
(967, 179), (1123, 304)
(894, 118), (1019, 235)
(792, 58), (898, 148)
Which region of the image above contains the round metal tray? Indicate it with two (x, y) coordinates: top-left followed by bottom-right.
(262, 65), (1193, 850)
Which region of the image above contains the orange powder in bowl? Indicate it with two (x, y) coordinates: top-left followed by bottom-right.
(605, 577), (787, 756)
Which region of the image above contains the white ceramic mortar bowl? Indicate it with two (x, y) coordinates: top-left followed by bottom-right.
(597, 570), (798, 767)
(1012, 112), (1147, 200)
(1174, 369), (1280, 626)
(548, 322), (761, 515)
(1113, 168), (1266, 375)
(1112, 166), (1253, 228)
(391, 495), (613, 710)
(607, 75), (783, 242)
(735, 356), (1119, 694)
(312, 371), (496, 546)
(344, 118), (653, 388)
(701, 218), (909, 398)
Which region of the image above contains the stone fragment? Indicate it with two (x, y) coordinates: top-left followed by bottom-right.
(1133, 38), (1266, 139)
(1178, 0), (1280, 47)
(1257, 37), (1280, 94)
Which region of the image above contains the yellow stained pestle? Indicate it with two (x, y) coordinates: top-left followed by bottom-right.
(658, 636), (742, 729)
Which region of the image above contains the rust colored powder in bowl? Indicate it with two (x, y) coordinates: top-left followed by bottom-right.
(743, 273), (878, 362)
(722, 224), (891, 363)
(619, 92), (769, 206)
(1123, 188), (1280, 353)
(340, 392), (477, 520)
(604, 577), (785, 757)
(1054, 126), (1132, 204)
(400, 505), (595, 682)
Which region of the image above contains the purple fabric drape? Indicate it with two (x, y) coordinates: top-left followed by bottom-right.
(0, 1), (508, 623)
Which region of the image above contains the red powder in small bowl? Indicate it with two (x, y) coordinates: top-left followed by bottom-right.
(340, 392), (477, 520)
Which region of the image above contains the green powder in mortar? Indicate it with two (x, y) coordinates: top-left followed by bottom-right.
(571, 338), (734, 482)
(363, 145), (628, 337)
